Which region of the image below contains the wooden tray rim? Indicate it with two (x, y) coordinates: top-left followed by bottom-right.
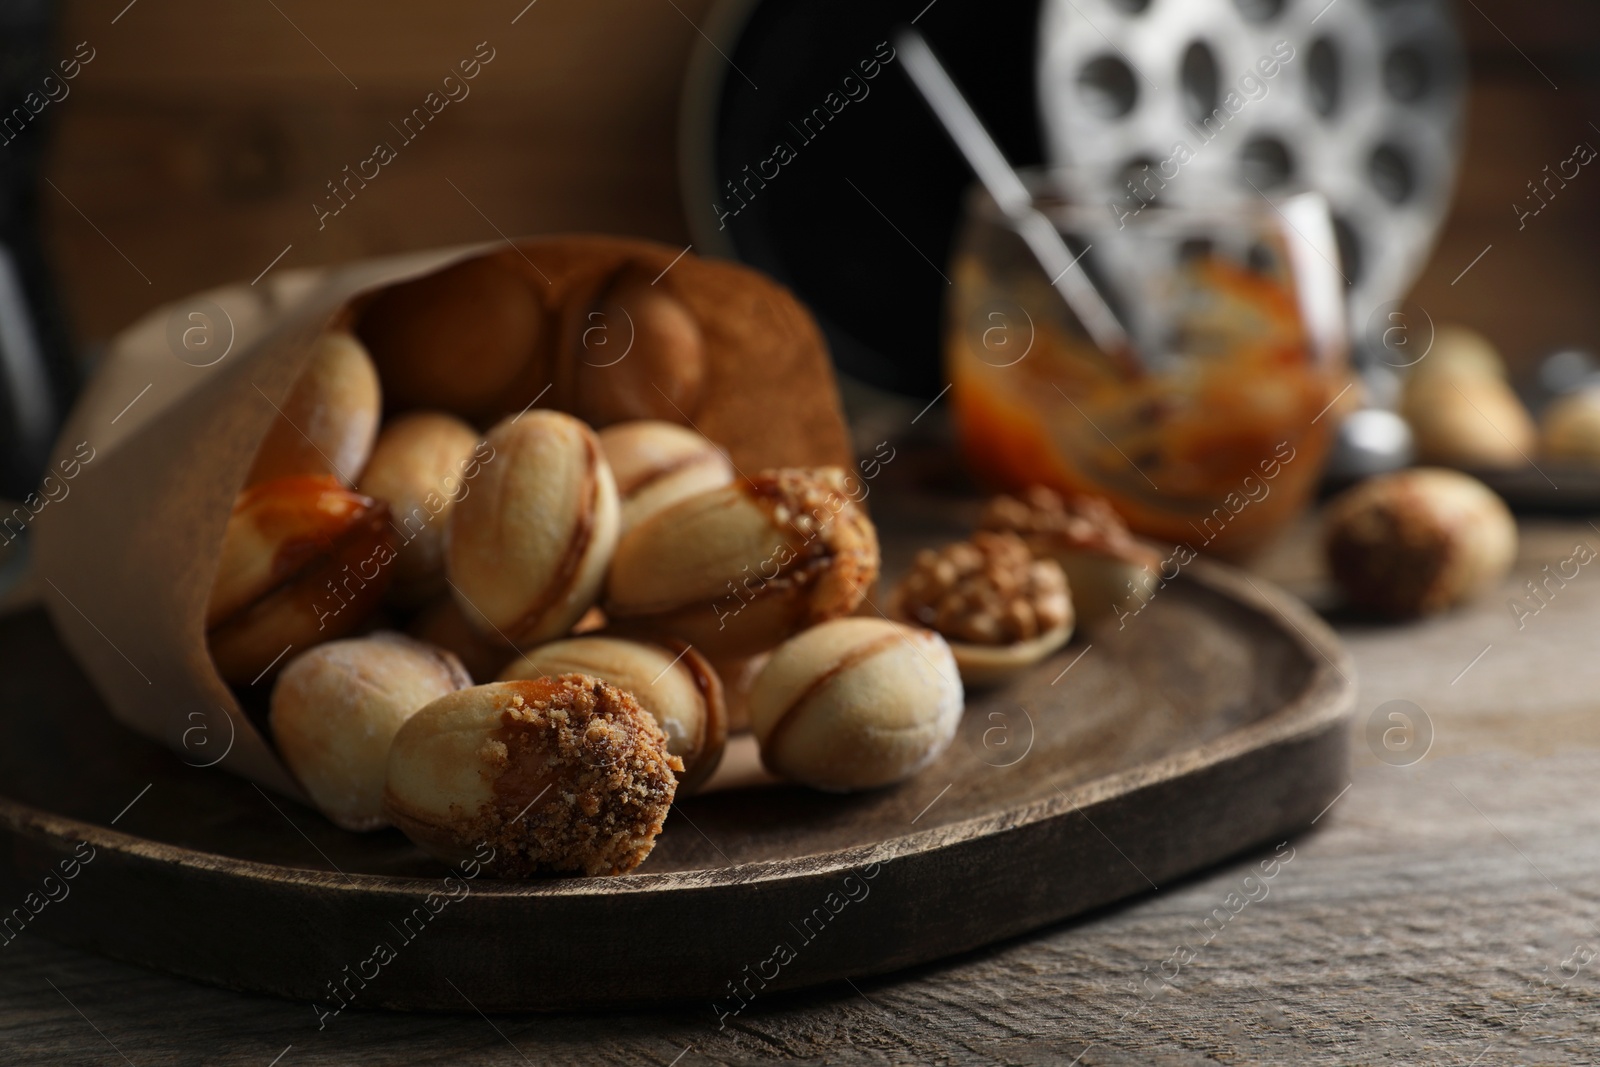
(0, 559), (1353, 899)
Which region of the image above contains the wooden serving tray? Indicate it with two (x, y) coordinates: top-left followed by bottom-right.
(0, 553), (1351, 1013)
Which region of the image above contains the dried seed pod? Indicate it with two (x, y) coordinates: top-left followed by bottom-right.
(604, 467), (879, 658)
(246, 331), (381, 487)
(891, 531), (1074, 685)
(598, 420), (735, 535)
(571, 266), (706, 426)
(749, 617), (963, 792)
(206, 475), (397, 684)
(445, 410), (620, 648)
(1323, 467), (1517, 618)
(356, 412), (486, 607)
(357, 256), (545, 418)
(269, 632), (471, 831)
(499, 636), (726, 793)
(383, 676), (682, 876)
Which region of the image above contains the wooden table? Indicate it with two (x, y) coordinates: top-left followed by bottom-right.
(4, 517), (1598, 1066)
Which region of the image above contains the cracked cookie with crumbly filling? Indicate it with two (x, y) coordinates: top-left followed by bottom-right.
(1322, 467), (1516, 619)
(979, 486), (1161, 623)
(383, 675), (683, 877)
(890, 531), (1073, 685)
(604, 467), (879, 658)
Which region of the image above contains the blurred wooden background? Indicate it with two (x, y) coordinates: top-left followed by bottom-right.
(43, 0), (716, 344)
(38, 0), (1600, 375)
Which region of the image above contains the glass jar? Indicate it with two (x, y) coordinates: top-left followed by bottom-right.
(947, 171), (1351, 558)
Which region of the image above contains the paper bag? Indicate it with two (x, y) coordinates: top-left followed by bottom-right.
(33, 235), (852, 795)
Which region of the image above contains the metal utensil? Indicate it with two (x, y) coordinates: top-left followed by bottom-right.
(1035, 0), (1464, 347)
(894, 26), (1135, 364)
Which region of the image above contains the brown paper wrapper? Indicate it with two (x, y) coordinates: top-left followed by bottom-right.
(33, 236), (852, 795)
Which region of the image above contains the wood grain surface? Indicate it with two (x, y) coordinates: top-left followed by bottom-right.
(0, 514), (1593, 1062)
(0, 513), (1349, 1012)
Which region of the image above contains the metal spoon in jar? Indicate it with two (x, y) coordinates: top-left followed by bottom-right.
(893, 26), (1137, 369)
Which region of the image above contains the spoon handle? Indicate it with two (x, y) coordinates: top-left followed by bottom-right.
(894, 27), (1133, 361)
